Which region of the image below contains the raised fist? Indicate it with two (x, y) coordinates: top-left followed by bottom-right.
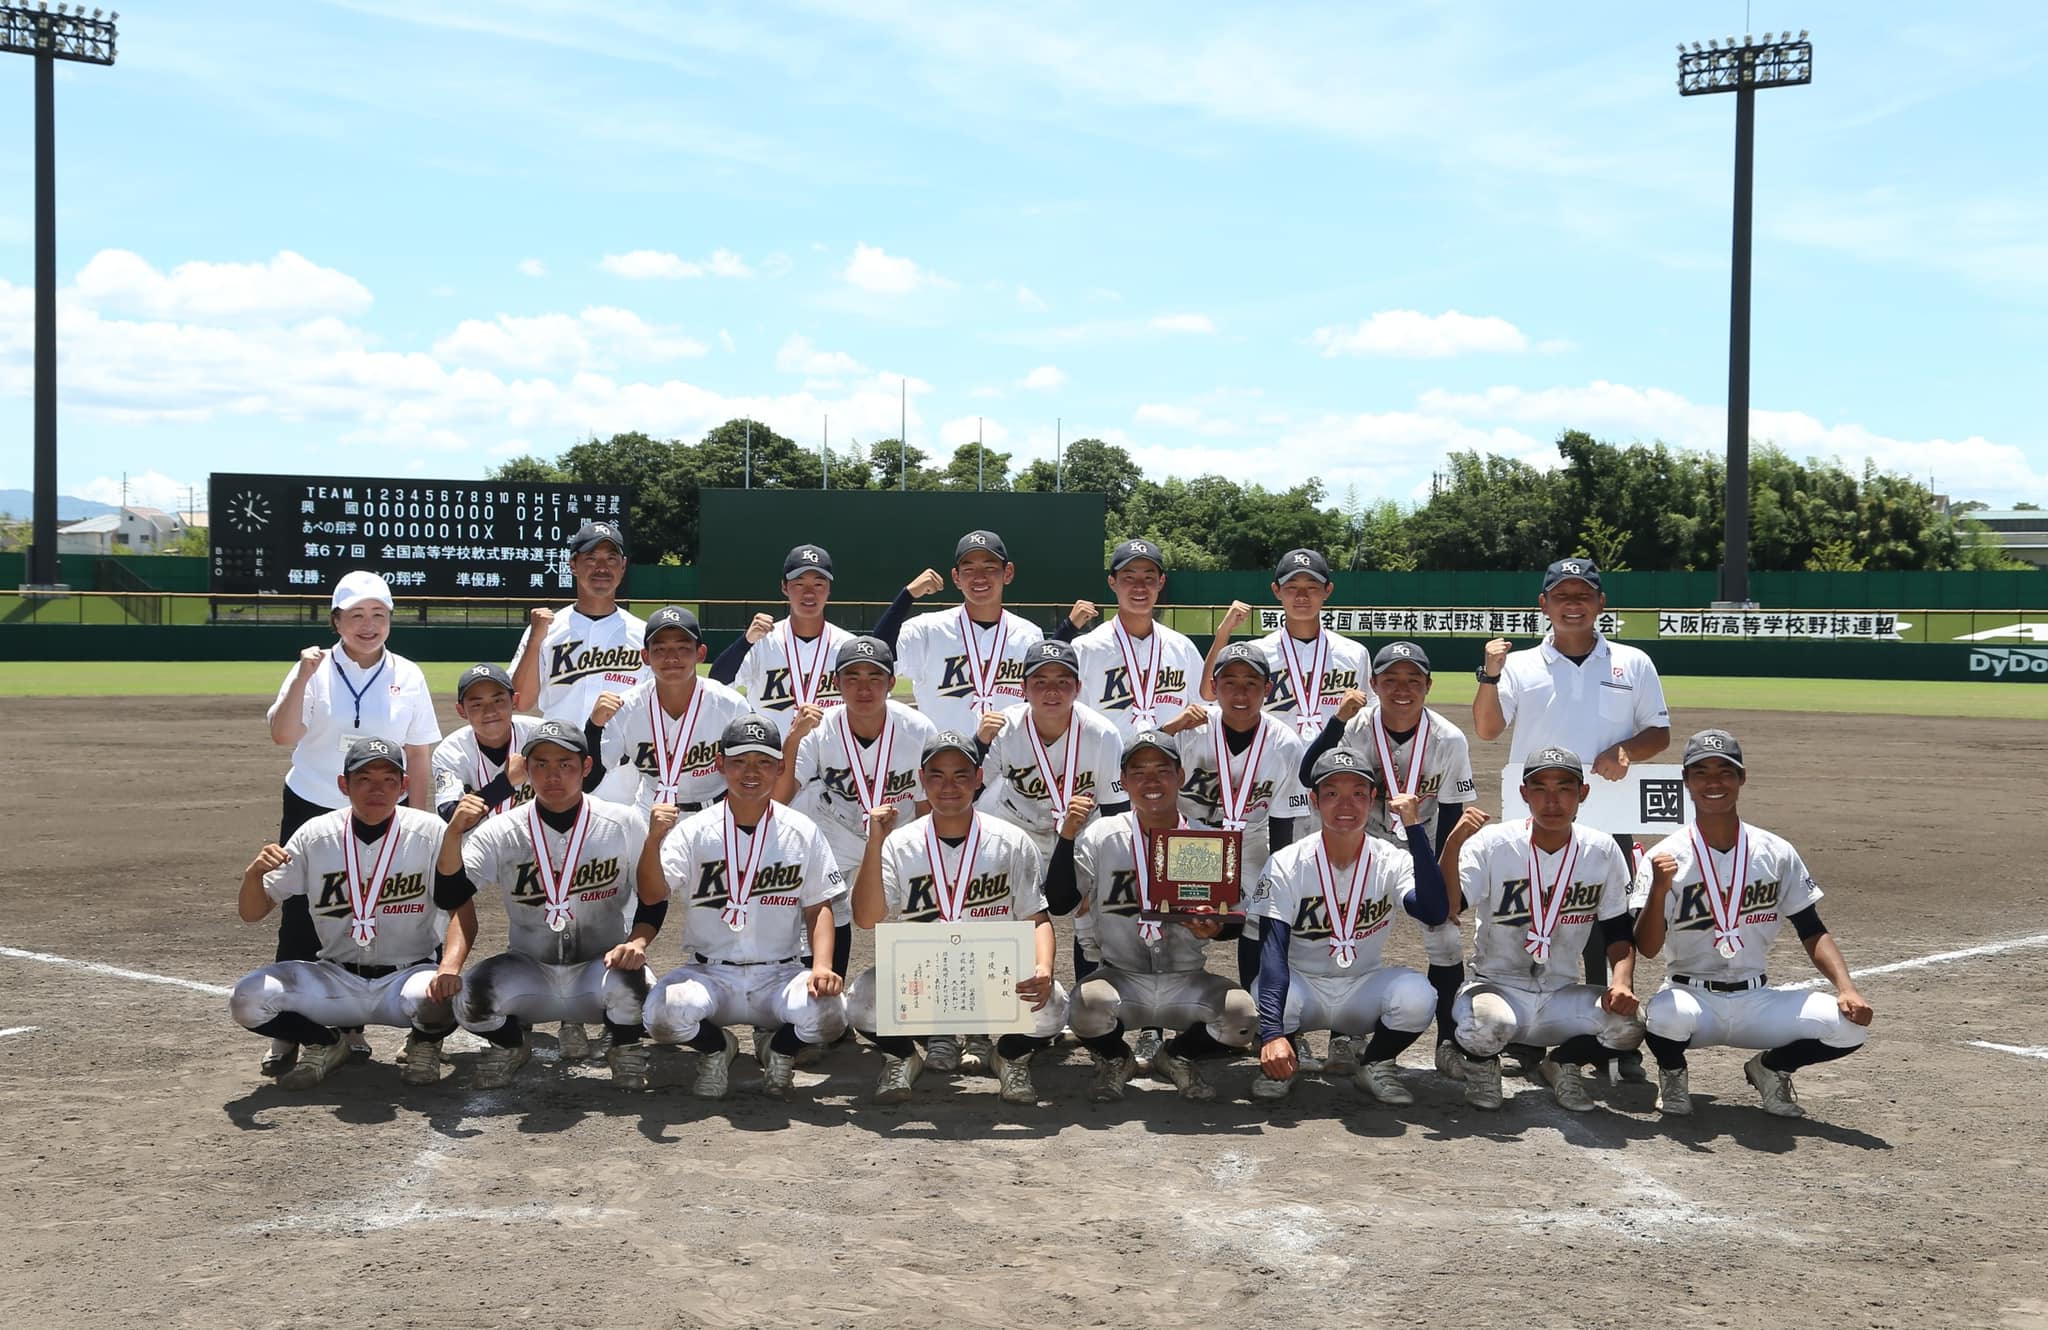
(1218, 601), (1253, 635)
(787, 703), (826, 742)
(447, 793), (489, 833)
(248, 843), (291, 875)
(1335, 688), (1370, 721)
(1388, 791), (1423, 828)
(865, 803), (900, 839)
(589, 691), (625, 728)
(1058, 792), (1097, 841)
(976, 709), (1006, 744)
(744, 613), (775, 644)
(1068, 599), (1100, 629)
(1482, 637), (1511, 672)
(1650, 851), (1679, 886)
(1162, 703), (1207, 735)
(907, 568), (944, 599)
(649, 803), (681, 839)
(295, 646), (326, 680)
(528, 607), (555, 633)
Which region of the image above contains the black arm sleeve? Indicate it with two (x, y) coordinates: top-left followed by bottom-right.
(434, 866), (477, 911)
(708, 635), (751, 685)
(1789, 904), (1827, 941)
(1402, 822), (1451, 926)
(1097, 799), (1131, 818)
(1267, 816), (1300, 857)
(471, 771), (516, 812)
(1598, 913), (1634, 947)
(1214, 915), (1245, 943)
(633, 898), (669, 935)
(870, 588), (916, 649)
(1042, 837), (1081, 916)
(1432, 801), (1463, 857)
(1050, 615), (1081, 643)
(1298, 713), (1346, 786)
(582, 723), (609, 791)
(1257, 920), (1292, 1044)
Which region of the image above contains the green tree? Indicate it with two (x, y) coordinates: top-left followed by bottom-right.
(866, 439), (945, 491)
(1015, 438), (1141, 518)
(489, 455), (570, 483)
(941, 443), (1012, 491)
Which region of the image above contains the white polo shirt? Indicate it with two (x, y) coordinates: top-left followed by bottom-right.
(1494, 631), (1668, 765)
(269, 645), (443, 807)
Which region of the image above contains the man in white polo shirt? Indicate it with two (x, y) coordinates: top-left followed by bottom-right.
(1472, 557), (1668, 1080)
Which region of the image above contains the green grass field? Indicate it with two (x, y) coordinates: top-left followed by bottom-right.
(1, 660), (2043, 719)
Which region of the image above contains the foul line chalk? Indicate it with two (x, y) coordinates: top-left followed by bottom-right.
(1967, 1041), (2048, 1062)
(0, 1026), (38, 1039)
(1785, 931), (2048, 991)
(0, 945), (232, 997)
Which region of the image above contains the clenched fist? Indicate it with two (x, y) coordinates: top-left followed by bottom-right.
(1161, 703), (1208, 735)
(865, 803), (900, 840)
(649, 803), (681, 839)
(295, 646), (327, 680)
(1481, 637), (1511, 674)
(786, 703), (826, 743)
(976, 709), (1006, 745)
(906, 568), (944, 599)
(1217, 601), (1253, 636)
(1388, 792), (1423, 828)
(447, 793), (489, 833)
(744, 613), (775, 644)
(1068, 599), (1100, 629)
(1058, 793), (1097, 841)
(589, 691), (625, 728)
(528, 607), (555, 633)
(1335, 688), (1371, 722)
(248, 843), (291, 875)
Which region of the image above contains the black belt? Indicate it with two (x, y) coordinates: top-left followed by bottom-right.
(693, 954), (801, 968)
(1673, 973), (1766, 993)
(337, 958), (433, 980)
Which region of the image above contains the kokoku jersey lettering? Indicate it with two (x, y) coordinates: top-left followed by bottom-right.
(1253, 628), (1371, 737)
(598, 677), (755, 813)
(264, 807), (450, 964)
(894, 608), (1045, 737)
(512, 606), (649, 726)
(460, 796), (649, 966)
(794, 701), (938, 871)
(1174, 714), (1308, 884)
(736, 619), (854, 735)
(270, 646), (443, 807)
(977, 702), (1125, 850)
(1494, 631), (1669, 765)
(1250, 835), (1418, 980)
(433, 716), (543, 814)
(1342, 706), (1476, 845)
(660, 802), (847, 963)
(1070, 620), (1207, 739)
(1459, 819), (1633, 992)
(878, 813), (1048, 922)
(1073, 815), (1209, 976)
(1630, 823), (1823, 985)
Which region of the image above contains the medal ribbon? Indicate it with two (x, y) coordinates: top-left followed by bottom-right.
(1213, 720), (1269, 832)
(330, 650), (388, 730)
(1314, 836), (1373, 968)
(1112, 620), (1163, 729)
(924, 814), (984, 922)
(1689, 821), (1751, 958)
(837, 706), (897, 822)
(526, 800), (593, 930)
(781, 621), (831, 709)
(1128, 811), (1188, 944)
(1370, 710), (1430, 800)
(649, 683), (709, 806)
(1278, 631), (1328, 738)
(720, 804), (775, 931)
(1025, 716), (1084, 821)
(1523, 822), (1582, 965)
(342, 819), (403, 947)
(957, 609), (1009, 711)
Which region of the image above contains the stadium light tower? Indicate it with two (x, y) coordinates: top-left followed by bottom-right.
(3, 3), (117, 591)
(1679, 30), (1810, 607)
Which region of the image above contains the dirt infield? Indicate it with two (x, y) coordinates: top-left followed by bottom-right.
(3, 695), (2045, 1330)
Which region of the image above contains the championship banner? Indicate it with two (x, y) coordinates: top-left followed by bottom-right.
(874, 920), (1039, 1036)
(1656, 611), (1902, 640)
(1498, 764), (1693, 838)
(1255, 609), (1623, 637)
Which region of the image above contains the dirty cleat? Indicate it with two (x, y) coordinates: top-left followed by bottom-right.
(1324, 1034), (1358, 1077)
(260, 1038), (298, 1078)
(1657, 1065), (1692, 1116)
(761, 1046), (799, 1099)
(960, 1034), (995, 1076)
(1251, 1072), (1294, 1103)
(994, 1051), (1037, 1104)
(606, 1042), (651, 1091)
(1745, 1052), (1804, 1118)
(1154, 1047), (1216, 1102)
(278, 1036), (350, 1091)
(1461, 1053), (1504, 1110)
(1434, 1040), (1466, 1082)
(397, 1032), (444, 1086)
(1539, 1058), (1595, 1112)
(923, 1034), (963, 1074)
(1130, 1027), (1163, 1073)
(1291, 1034), (1324, 1076)
(1088, 1052), (1132, 1103)
(873, 1050), (924, 1104)
(558, 1022), (593, 1060)
(1354, 1059), (1414, 1105)
(693, 1029), (741, 1100)
(344, 1029), (373, 1063)
(474, 1039), (532, 1091)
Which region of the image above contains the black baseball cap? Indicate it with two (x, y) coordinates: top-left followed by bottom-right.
(1211, 642), (1272, 679)
(1121, 729), (1182, 767)
(343, 736), (407, 775)
(835, 635), (895, 675)
(954, 530), (1010, 563)
(921, 730), (981, 766)
(783, 544), (834, 581)
(645, 606), (702, 642)
(1541, 558), (1602, 593)
(1309, 747), (1381, 790)
(1110, 538), (1166, 575)
(1682, 729), (1745, 770)
(521, 719), (589, 757)
(720, 714), (783, 759)
(1372, 641), (1432, 677)
(568, 519), (627, 556)
(1273, 549), (1332, 585)
(455, 662), (514, 700)
(1522, 746), (1585, 781)
(1020, 639), (1081, 680)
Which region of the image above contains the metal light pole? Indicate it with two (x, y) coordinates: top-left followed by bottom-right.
(977, 418), (984, 492)
(743, 419), (751, 489)
(3, 4), (117, 590)
(821, 415), (829, 491)
(899, 378), (907, 491)
(1680, 31), (1811, 607)
(1055, 417), (1063, 493)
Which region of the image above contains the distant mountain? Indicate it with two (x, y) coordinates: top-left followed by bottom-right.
(0, 490), (120, 521)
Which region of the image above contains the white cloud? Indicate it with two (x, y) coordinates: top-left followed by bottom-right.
(941, 416), (1011, 450)
(1134, 401), (1238, 436)
(73, 250), (371, 322)
(1016, 285), (1048, 312)
(1312, 309), (1531, 358)
(843, 242), (950, 294)
(776, 334), (865, 377)
(718, 328), (736, 352)
(516, 258), (548, 278)
(76, 469), (201, 511)
(967, 384), (1005, 400)
(1019, 364), (1066, 392)
(431, 307), (706, 371)
(1149, 312), (1215, 334)
(598, 247), (756, 280)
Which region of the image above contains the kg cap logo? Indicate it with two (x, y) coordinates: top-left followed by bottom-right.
(1332, 752), (1355, 767)
(855, 641), (876, 656)
(1561, 560), (1583, 574)
(1294, 552), (1311, 566)
(969, 534), (988, 546)
(1390, 644), (1411, 657)
(364, 739), (391, 757)
(1700, 734), (1724, 750)
(801, 548), (820, 562)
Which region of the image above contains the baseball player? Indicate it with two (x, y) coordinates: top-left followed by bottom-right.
(1297, 641), (1483, 1076)
(1448, 746), (1644, 1112)
(845, 731), (1063, 1105)
(976, 640), (1127, 852)
(432, 719), (663, 1091)
(590, 607), (754, 816)
(508, 518), (649, 781)
(709, 543), (945, 734)
(641, 715), (849, 1099)
(1247, 749), (1449, 1104)
(432, 663), (541, 819)
(1632, 729), (1874, 1118)
(773, 635), (938, 979)
(1071, 538), (1207, 740)
(229, 737), (467, 1089)
(1201, 548), (1369, 741)
(1043, 731), (1258, 1102)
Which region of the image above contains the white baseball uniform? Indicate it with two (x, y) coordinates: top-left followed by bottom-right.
(736, 618), (854, 735)
(894, 607), (1045, 737)
(1071, 619), (1206, 739)
(977, 702), (1125, 854)
(1247, 835), (1435, 1037)
(1253, 626), (1370, 740)
(1344, 705), (1477, 967)
(432, 715), (542, 816)
(269, 647), (443, 807)
(596, 676), (755, 813)
(792, 700), (937, 926)
(513, 605), (649, 803)
(1173, 712), (1308, 888)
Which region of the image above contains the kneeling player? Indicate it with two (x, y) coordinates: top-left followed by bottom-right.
(1248, 750), (1448, 1105)
(846, 731), (1063, 1105)
(435, 720), (664, 1091)
(1633, 729), (1874, 1118)
(230, 738), (467, 1089)
(641, 716), (849, 1099)
(1450, 747), (1643, 1112)
(1045, 731), (1257, 1102)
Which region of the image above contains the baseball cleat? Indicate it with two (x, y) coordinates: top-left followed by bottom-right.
(1324, 1034), (1359, 1077)
(1657, 1065), (1693, 1115)
(1434, 1041), (1467, 1082)
(474, 1040), (532, 1090)
(873, 1050), (924, 1105)
(1614, 1050), (1649, 1084)
(557, 1022), (593, 1060)
(1461, 1054), (1504, 1110)
(761, 1046), (799, 1099)
(994, 1051), (1037, 1105)
(960, 1034), (995, 1076)
(261, 1039), (299, 1078)
(1744, 1052), (1804, 1118)
(1502, 1043), (1542, 1079)
(1539, 1058), (1595, 1112)
(1153, 1047), (1216, 1102)
(1291, 1034), (1324, 1076)
(278, 1036), (350, 1091)
(1354, 1059), (1414, 1106)
(606, 1042), (651, 1092)
(1088, 1052), (1132, 1103)
(1131, 1027), (1163, 1073)
(923, 1034), (963, 1074)
(397, 1032), (444, 1086)
(345, 1029), (373, 1063)
(1250, 1072), (1294, 1103)
(692, 1029), (741, 1100)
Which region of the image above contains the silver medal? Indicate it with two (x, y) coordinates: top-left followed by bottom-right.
(1716, 936), (1738, 959)
(1336, 951), (1354, 970)
(728, 916), (746, 933)
(549, 914), (569, 933)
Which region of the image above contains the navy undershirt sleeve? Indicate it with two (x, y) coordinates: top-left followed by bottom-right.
(1598, 913), (1634, 947)
(581, 724), (609, 791)
(1402, 822), (1451, 926)
(633, 898), (669, 935)
(870, 588), (916, 649)
(1298, 713), (1346, 786)
(1432, 802), (1463, 856)
(1268, 816), (1300, 857)
(473, 771), (516, 811)
(434, 866), (476, 911)
(1042, 837), (1081, 916)
(1257, 920), (1292, 1043)
(1050, 615), (1081, 643)
(1789, 904), (1827, 940)
(708, 636), (751, 685)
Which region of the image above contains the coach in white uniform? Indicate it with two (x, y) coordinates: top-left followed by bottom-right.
(1072, 538), (1206, 739)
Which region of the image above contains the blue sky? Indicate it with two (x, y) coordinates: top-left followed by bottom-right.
(2, 0), (2045, 516)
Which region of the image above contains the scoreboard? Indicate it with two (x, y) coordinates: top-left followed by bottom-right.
(209, 473), (633, 598)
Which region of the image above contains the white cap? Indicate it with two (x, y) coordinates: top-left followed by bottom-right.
(331, 570), (394, 612)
